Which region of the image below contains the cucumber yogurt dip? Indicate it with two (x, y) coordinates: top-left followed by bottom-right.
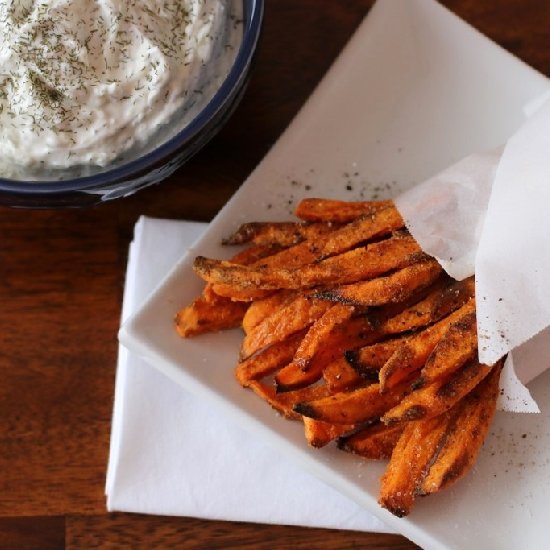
(0, 0), (242, 179)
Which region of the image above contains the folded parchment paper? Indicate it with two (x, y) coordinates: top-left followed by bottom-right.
(396, 96), (550, 413)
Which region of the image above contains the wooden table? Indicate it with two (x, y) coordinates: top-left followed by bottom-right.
(1, 1), (549, 548)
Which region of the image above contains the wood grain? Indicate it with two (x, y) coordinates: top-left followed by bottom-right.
(0, 517), (64, 550)
(66, 514), (419, 550)
(0, 0), (548, 548)
(0, 210), (120, 515)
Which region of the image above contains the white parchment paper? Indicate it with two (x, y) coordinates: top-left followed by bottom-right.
(395, 96), (550, 413)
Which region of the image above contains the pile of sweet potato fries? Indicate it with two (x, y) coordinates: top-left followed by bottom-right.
(175, 198), (502, 517)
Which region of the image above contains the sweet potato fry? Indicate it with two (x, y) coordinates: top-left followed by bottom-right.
(379, 411), (453, 517)
(211, 285), (273, 302)
(276, 328), (367, 392)
(194, 234), (423, 292)
(417, 309), (478, 386)
(242, 290), (297, 333)
(207, 244), (286, 302)
(294, 383), (407, 425)
(275, 355), (325, 391)
(291, 304), (354, 369)
(228, 243), (285, 265)
(205, 208), (405, 301)
(295, 198), (394, 222)
(303, 418), (355, 448)
(273, 304), (354, 392)
(250, 206), (405, 269)
(235, 331), (306, 387)
(380, 362), (502, 516)
(275, 316), (381, 392)
(180, 243), (280, 326)
(240, 295), (332, 360)
(222, 221), (338, 246)
(338, 422), (405, 460)
(249, 381), (331, 420)
(378, 299), (476, 392)
(174, 295), (248, 337)
(322, 356), (364, 392)
(417, 362), (502, 496)
(345, 337), (410, 380)
(275, 316), (380, 392)
(315, 259), (442, 307)
(382, 358), (494, 423)
(376, 276), (475, 335)
(326, 315), (378, 349)
(201, 283), (222, 304)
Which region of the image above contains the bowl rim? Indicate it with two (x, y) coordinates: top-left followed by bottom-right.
(0, 0), (264, 194)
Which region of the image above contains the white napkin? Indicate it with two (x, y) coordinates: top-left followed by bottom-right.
(106, 216), (392, 532)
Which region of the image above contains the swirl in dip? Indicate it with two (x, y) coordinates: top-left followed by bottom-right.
(0, 0), (242, 177)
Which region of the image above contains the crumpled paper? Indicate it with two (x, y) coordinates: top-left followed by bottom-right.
(395, 95), (550, 413)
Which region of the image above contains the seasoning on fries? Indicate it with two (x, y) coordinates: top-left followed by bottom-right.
(174, 197), (503, 517)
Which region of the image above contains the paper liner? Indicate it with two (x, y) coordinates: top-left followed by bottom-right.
(395, 95), (550, 412)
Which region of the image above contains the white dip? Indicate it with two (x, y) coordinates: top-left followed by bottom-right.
(0, 0), (242, 177)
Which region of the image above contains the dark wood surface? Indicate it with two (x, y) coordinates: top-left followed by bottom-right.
(1, 1), (549, 548)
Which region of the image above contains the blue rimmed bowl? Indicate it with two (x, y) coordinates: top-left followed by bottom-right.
(0, 0), (263, 207)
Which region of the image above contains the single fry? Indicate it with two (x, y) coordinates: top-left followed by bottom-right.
(209, 243), (286, 302)
(275, 316), (379, 392)
(377, 276), (475, 335)
(382, 358), (494, 423)
(249, 381), (331, 420)
(338, 422), (404, 460)
(294, 383), (407, 425)
(378, 410), (454, 517)
(179, 243), (274, 326)
(345, 337), (410, 379)
(418, 362), (502, 495)
(250, 205), (405, 269)
(276, 316), (381, 392)
(295, 198), (394, 222)
(240, 295), (333, 360)
(174, 295), (248, 337)
(315, 259), (442, 307)
(379, 299), (476, 392)
(322, 355), (364, 392)
(326, 315), (378, 349)
(211, 285), (272, 302)
(235, 331), (306, 387)
(193, 234), (422, 292)
(418, 309), (478, 385)
(242, 290), (297, 333)
(228, 243), (284, 265)
(291, 303), (354, 369)
(275, 356), (325, 392)
(303, 417), (355, 448)
(222, 221), (338, 246)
